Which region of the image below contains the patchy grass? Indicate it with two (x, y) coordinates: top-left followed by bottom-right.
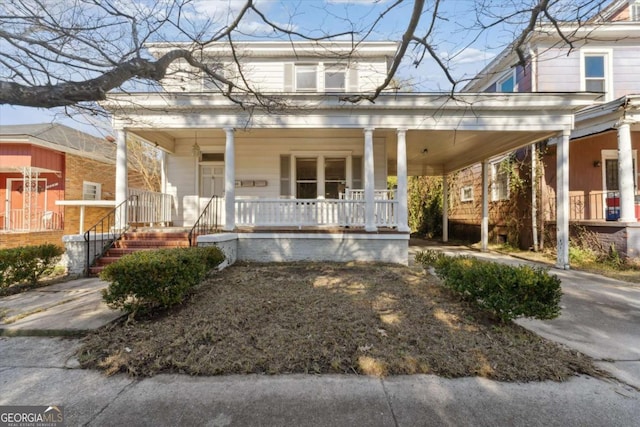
(78, 262), (599, 381)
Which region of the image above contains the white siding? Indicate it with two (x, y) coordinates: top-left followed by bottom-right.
(536, 43), (640, 96)
(536, 48), (581, 92)
(159, 57), (389, 93)
(165, 134), (390, 224)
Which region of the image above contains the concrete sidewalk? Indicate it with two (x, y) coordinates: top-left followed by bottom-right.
(0, 337), (638, 427)
(0, 278), (124, 336)
(409, 242), (640, 390)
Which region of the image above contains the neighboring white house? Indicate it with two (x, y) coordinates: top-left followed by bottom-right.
(458, 0), (640, 260)
(94, 40), (596, 268)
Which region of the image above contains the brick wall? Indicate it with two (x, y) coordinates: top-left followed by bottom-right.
(0, 231), (64, 249)
(63, 154), (148, 235)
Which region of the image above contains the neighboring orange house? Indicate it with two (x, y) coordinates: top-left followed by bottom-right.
(0, 123), (145, 249)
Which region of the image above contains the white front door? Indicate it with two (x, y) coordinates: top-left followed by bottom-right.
(200, 164), (225, 198)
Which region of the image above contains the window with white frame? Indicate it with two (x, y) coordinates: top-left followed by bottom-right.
(82, 181), (102, 200)
(324, 65), (346, 92)
(460, 186), (474, 202)
(497, 72), (515, 92)
(581, 50), (612, 100)
(295, 65), (318, 91)
(201, 62), (229, 90)
(491, 161), (509, 201)
(631, 0), (640, 21)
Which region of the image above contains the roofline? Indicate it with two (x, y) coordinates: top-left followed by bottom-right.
(102, 91), (600, 114)
(461, 22), (640, 92)
(145, 40), (400, 59)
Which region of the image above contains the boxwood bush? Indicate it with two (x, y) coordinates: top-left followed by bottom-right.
(101, 246), (225, 315)
(416, 250), (562, 322)
(0, 244), (64, 288)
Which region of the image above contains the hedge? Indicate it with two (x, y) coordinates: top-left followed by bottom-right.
(100, 246), (225, 315)
(416, 250), (562, 322)
(0, 244), (64, 288)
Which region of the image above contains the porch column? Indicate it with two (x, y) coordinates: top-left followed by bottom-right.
(396, 128), (410, 232)
(364, 127), (377, 232)
(115, 128), (128, 229)
(224, 127), (236, 231)
(481, 160), (489, 252)
(617, 120), (635, 222)
(442, 174), (448, 242)
(556, 129), (571, 269)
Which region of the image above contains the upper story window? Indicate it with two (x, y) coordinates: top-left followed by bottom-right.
(581, 50), (612, 100)
(324, 65), (346, 92)
(295, 65), (318, 91)
(631, 0), (640, 21)
(497, 72), (515, 92)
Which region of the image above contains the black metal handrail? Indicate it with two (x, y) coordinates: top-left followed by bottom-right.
(188, 195), (220, 246)
(84, 195), (138, 276)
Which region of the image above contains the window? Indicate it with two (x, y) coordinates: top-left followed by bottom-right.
(82, 181), (101, 200)
(324, 158), (346, 198)
(491, 161), (509, 201)
(295, 65), (317, 91)
(631, 0), (640, 21)
(581, 50), (612, 100)
(352, 156), (363, 189)
(296, 158), (318, 198)
(460, 186), (474, 202)
(497, 72), (515, 92)
(202, 62), (226, 90)
(584, 55), (605, 92)
(602, 150), (637, 193)
(324, 65), (346, 92)
(280, 155), (291, 197)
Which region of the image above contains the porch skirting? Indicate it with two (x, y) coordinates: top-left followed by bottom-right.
(197, 232), (410, 266)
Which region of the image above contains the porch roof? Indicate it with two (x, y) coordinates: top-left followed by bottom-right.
(104, 92), (598, 175)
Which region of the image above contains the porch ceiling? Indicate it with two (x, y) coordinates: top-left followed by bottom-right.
(130, 127), (555, 176)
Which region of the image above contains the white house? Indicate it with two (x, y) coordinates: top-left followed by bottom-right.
(78, 40), (596, 271)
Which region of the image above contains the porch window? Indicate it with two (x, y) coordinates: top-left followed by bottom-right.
(603, 155), (637, 192)
(352, 156), (363, 189)
(82, 181), (101, 200)
(296, 158), (318, 198)
(324, 158), (346, 198)
(280, 155), (291, 197)
(491, 161), (509, 201)
(324, 65), (346, 92)
(295, 65), (317, 91)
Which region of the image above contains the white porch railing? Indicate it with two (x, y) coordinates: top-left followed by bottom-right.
(127, 188), (173, 225)
(340, 189), (395, 200)
(0, 209), (63, 232)
(235, 198), (397, 228)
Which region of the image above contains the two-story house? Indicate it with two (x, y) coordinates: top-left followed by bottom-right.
(454, 0), (640, 259)
(73, 40), (595, 274)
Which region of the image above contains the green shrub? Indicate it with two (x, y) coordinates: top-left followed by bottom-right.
(418, 254), (562, 322)
(100, 246), (224, 315)
(414, 249), (445, 267)
(0, 244), (64, 288)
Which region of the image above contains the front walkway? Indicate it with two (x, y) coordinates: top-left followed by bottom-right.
(0, 278), (124, 336)
(409, 239), (640, 389)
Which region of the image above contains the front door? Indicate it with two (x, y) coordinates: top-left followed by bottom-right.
(200, 164), (225, 197)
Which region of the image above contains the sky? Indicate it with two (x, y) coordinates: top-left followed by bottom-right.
(0, 0), (528, 137)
